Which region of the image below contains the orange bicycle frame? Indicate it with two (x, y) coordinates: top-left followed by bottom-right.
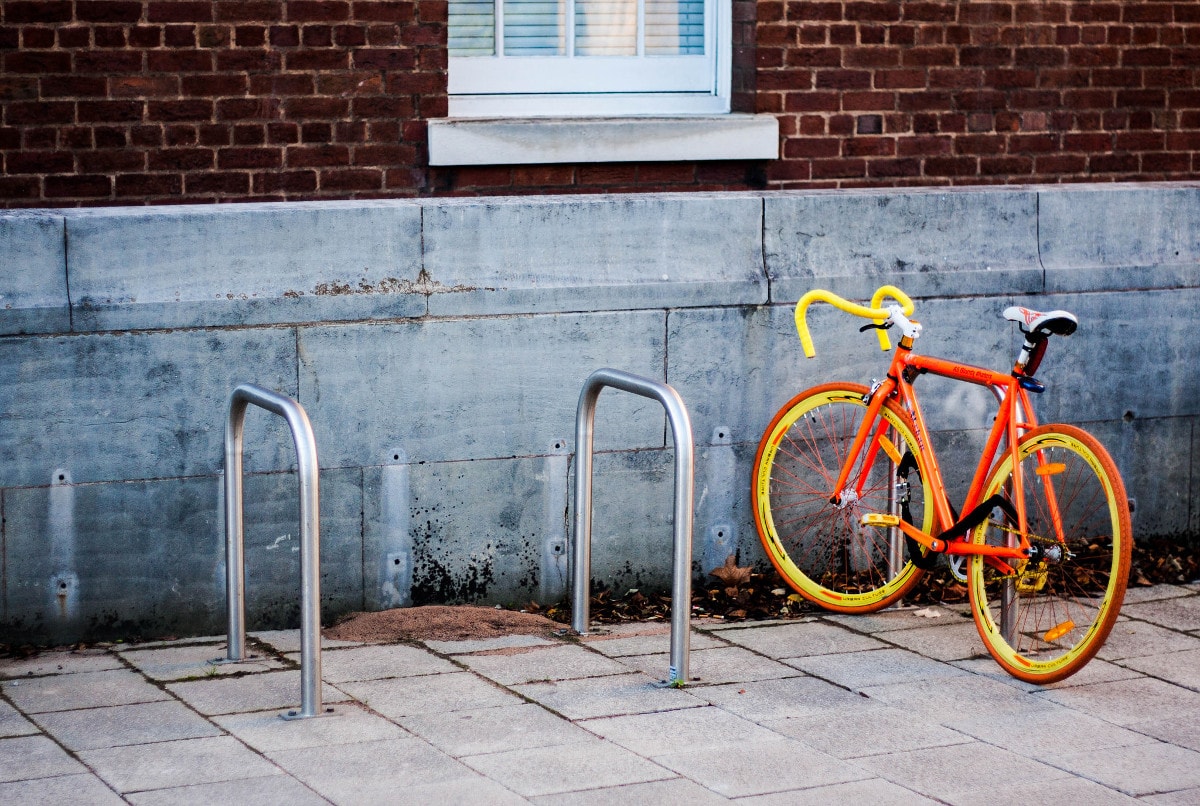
(830, 342), (1036, 567)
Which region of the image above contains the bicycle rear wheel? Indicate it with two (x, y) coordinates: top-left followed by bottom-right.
(753, 383), (933, 613)
(968, 424), (1131, 683)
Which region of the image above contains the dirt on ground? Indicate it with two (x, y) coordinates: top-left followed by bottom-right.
(323, 604), (564, 643)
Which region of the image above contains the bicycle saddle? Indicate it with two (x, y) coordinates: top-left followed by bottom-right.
(1003, 306), (1078, 338)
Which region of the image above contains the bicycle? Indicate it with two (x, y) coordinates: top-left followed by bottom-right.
(752, 285), (1131, 683)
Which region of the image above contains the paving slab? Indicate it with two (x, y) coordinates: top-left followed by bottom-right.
(0, 648), (124, 679)
(250, 629), (363, 653)
(764, 701), (970, 759)
(861, 675), (1057, 724)
(0, 699), (37, 738)
(1120, 584), (1195, 604)
(399, 702), (594, 756)
(1118, 646), (1200, 689)
(737, 778), (939, 805)
(124, 774), (330, 806)
(1095, 619), (1200, 660)
(697, 676), (867, 721)
(582, 705), (783, 756)
(514, 673), (705, 720)
(425, 634), (556, 654)
(618, 645), (800, 685)
(1121, 595), (1200, 631)
(822, 605), (964, 634)
(1141, 790), (1200, 806)
(944, 702), (1150, 756)
(715, 620), (887, 658)
(873, 619), (989, 662)
(455, 643), (630, 685)
(2, 668), (169, 713)
(653, 737), (868, 798)
(268, 735), (480, 803)
(311, 643), (458, 682)
(1127, 716), (1200, 753)
(1037, 676), (1200, 726)
(1050, 741), (1200, 797)
(784, 647), (970, 690)
(0, 772), (127, 805)
(214, 701), (408, 753)
(460, 738), (674, 797)
(852, 741), (1071, 802)
(0, 734), (87, 782)
(166, 669), (348, 716)
(79, 735), (282, 793)
(946, 776), (1139, 806)
(530, 776), (729, 805)
(32, 700), (223, 751)
(951, 656), (1143, 690)
(337, 671), (522, 719)
(580, 629), (723, 657)
(121, 642), (285, 681)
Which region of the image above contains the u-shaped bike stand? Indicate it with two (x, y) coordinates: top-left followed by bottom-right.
(221, 383), (329, 719)
(571, 369), (695, 685)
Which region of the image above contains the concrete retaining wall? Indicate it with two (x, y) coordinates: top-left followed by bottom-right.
(3, 184), (1198, 643)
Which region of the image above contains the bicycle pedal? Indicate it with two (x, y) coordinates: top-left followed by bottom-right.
(861, 513), (901, 527)
(1016, 561), (1049, 594)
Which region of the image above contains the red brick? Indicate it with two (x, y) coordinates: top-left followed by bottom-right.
(6, 101), (74, 125)
(355, 1), (417, 23)
(287, 145), (351, 167)
(898, 134), (953, 156)
(354, 49), (418, 70)
(302, 25), (334, 46)
(285, 49), (351, 70)
(925, 155), (979, 176)
(185, 171), (251, 194)
(867, 157), (921, 177)
(45, 174), (112, 198)
(148, 2), (213, 23)
(79, 149), (146, 172)
(255, 169), (319, 193)
(810, 157), (867, 179)
(148, 100), (214, 121)
(147, 50), (214, 72)
(149, 148), (214, 170)
(116, 173), (184, 197)
(4, 51), (72, 73)
(5, 1), (73, 23)
(6, 150), (75, 174)
(319, 167), (382, 190)
(182, 74), (250, 96)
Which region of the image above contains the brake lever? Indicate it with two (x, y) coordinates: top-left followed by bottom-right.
(859, 322), (893, 334)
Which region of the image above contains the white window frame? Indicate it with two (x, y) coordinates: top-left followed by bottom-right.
(448, 0), (732, 118)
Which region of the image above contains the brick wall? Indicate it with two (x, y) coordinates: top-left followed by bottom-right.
(759, 1), (1200, 187)
(0, 0), (1197, 206)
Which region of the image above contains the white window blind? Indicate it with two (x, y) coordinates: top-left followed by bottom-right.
(447, 0), (723, 113)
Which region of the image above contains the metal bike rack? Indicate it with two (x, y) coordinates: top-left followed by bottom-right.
(222, 383), (328, 719)
(571, 368), (695, 685)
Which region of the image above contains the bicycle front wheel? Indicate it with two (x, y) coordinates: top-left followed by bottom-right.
(753, 383), (933, 613)
(968, 424), (1131, 684)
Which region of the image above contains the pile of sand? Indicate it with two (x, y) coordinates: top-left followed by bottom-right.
(323, 605), (563, 643)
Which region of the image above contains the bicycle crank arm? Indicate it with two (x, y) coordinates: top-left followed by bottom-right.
(860, 514), (947, 554)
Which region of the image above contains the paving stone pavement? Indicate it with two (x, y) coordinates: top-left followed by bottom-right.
(3, 582), (1200, 804)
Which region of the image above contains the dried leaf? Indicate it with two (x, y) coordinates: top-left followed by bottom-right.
(709, 554), (752, 588)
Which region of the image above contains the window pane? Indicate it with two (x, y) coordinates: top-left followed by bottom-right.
(645, 0), (705, 55)
(449, 0), (496, 56)
(505, 0), (565, 55)
(575, 0), (636, 56)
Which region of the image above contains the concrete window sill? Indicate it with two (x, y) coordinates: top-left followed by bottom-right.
(427, 115), (780, 166)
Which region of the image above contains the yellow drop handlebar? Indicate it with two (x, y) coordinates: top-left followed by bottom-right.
(794, 285), (915, 358)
